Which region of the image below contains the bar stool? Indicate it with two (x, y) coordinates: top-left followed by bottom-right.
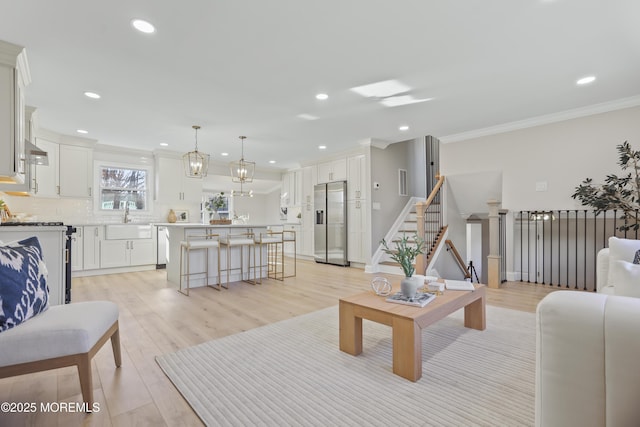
(255, 231), (284, 281)
(220, 231), (258, 286)
(283, 229), (297, 278)
(179, 233), (222, 296)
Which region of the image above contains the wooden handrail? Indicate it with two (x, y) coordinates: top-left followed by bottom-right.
(445, 239), (471, 278)
(417, 174), (445, 209)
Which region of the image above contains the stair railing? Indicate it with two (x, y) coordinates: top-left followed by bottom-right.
(415, 174), (445, 274)
(445, 239), (471, 278)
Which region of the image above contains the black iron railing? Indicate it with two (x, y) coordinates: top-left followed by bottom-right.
(515, 210), (639, 291)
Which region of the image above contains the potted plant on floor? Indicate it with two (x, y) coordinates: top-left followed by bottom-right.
(381, 233), (426, 298)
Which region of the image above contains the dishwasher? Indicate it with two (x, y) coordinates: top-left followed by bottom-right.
(156, 225), (168, 268)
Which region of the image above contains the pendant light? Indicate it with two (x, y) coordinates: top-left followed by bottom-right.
(229, 136), (255, 183)
(182, 125), (210, 178)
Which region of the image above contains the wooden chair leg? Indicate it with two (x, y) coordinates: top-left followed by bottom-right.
(76, 354), (94, 410)
(111, 325), (122, 367)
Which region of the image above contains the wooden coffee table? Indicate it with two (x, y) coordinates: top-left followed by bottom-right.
(339, 284), (486, 381)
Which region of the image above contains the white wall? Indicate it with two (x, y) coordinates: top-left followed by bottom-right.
(439, 105), (640, 281)
(440, 105), (640, 211)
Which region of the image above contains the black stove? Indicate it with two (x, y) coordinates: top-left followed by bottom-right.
(0, 221), (65, 226)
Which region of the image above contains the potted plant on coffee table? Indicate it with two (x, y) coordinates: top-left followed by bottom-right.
(381, 233), (426, 298)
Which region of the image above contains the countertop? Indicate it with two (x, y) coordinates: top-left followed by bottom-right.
(159, 223), (280, 228)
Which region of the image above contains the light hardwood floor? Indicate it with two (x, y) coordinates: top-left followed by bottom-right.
(0, 259), (558, 426)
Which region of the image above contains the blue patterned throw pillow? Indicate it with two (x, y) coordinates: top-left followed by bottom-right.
(634, 250), (640, 265)
(0, 236), (49, 332)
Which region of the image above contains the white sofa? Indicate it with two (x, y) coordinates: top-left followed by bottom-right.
(536, 237), (640, 426)
(596, 237), (640, 296)
(536, 291), (640, 427)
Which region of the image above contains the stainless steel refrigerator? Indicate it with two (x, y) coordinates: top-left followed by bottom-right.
(314, 181), (349, 266)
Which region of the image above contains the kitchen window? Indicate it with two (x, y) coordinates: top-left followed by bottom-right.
(100, 167), (148, 211)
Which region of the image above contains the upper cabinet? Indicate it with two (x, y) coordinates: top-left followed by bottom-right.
(317, 158), (347, 183)
(155, 154), (203, 205)
(59, 144), (93, 198)
(30, 137), (59, 197)
(0, 40), (31, 189)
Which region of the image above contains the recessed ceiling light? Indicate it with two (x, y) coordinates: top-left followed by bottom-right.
(132, 19), (155, 34)
(84, 91), (101, 99)
(318, 145), (327, 150)
(316, 93), (329, 100)
(76, 129), (88, 134)
(399, 125), (410, 131)
(576, 75), (596, 85)
(269, 160), (276, 164)
(221, 152), (229, 157)
(159, 142), (169, 147)
(351, 79), (411, 98)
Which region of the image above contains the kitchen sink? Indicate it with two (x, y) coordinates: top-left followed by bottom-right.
(105, 224), (153, 240)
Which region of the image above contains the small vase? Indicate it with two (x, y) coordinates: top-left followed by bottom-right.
(401, 276), (422, 299)
(167, 209), (177, 223)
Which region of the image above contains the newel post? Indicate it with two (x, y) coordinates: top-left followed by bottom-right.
(487, 199), (501, 289)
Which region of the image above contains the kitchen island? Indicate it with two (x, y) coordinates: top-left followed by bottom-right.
(163, 223), (280, 288)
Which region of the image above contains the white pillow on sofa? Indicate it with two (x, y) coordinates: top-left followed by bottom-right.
(609, 260), (640, 298)
(607, 237), (640, 287)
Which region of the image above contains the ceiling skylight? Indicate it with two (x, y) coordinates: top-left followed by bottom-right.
(84, 91), (101, 99)
(318, 145), (327, 150)
(132, 19), (155, 34)
(316, 93), (328, 100)
(77, 129), (88, 134)
(380, 95), (433, 108)
(399, 125), (410, 131)
(576, 76), (596, 85)
(297, 113), (319, 120)
(350, 79), (411, 98)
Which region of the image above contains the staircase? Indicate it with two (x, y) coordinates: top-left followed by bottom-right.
(367, 175), (448, 276)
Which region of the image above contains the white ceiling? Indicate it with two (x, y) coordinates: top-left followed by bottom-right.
(1, 0), (640, 179)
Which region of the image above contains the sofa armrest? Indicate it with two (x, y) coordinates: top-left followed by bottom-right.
(536, 291), (640, 426)
(596, 248), (610, 292)
(536, 291), (607, 427)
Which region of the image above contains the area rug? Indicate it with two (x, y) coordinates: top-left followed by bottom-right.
(156, 305), (535, 427)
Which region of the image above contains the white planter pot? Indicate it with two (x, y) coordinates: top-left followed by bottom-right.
(400, 276), (422, 299)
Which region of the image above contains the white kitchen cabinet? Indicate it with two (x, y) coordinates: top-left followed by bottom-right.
(70, 227), (84, 271)
(347, 199), (368, 264)
(82, 225), (103, 270)
(59, 144), (93, 198)
(0, 226), (66, 306)
(317, 158), (347, 183)
(0, 40), (30, 189)
(155, 155), (202, 204)
(283, 224), (300, 257)
(30, 137), (59, 198)
(347, 154), (367, 201)
(281, 170), (301, 207)
(100, 239), (155, 268)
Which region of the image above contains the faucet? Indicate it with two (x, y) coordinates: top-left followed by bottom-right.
(123, 205), (131, 223)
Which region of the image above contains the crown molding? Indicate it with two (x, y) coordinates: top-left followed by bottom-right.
(440, 95), (640, 144)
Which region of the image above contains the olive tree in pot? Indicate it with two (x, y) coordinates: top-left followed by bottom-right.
(381, 233), (426, 298)
(572, 141), (640, 231)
